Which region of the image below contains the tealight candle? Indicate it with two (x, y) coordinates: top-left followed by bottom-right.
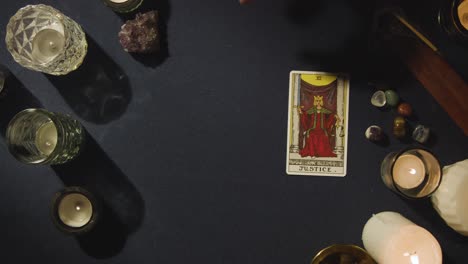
(102, 0), (143, 13)
(52, 187), (99, 234)
(458, 0), (468, 30)
(392, 154), (425, 189)
(58, 193), (93, 228)
(35, 121), (58, 155)
(381, 148), (441, 198)
(31, 28), (66, 64)
(362, 212), (442, 264)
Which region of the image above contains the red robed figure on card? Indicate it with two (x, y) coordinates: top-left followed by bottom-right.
(298, 80), (339, 157)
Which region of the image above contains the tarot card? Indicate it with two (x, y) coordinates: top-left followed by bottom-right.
(286, 71), (350, 177)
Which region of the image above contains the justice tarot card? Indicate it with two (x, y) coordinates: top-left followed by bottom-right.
(286, 71), (350, 177)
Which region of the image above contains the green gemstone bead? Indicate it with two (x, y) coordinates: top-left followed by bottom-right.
(385, 90), (399, 107)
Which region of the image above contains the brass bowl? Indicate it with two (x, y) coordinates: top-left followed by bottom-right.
(311, 245), (376, 264)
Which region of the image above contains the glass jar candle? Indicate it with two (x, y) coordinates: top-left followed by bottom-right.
(381, 148), (442, 199)
(5, 4), (87, 75)
(6, 108), (84, 165)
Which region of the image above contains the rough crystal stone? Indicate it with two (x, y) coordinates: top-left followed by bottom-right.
(393, 116), (406, 138)
(412, 125), (430, 143)
(397, 102), (412, 117)
(365, 125), (384, 142)
(371, 90), (386, 107)
(119, 11), (159, 53)
(385, 90), (399, 107)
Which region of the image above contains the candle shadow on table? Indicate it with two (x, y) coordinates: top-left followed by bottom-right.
(0, 73), (42, 137)
(118, 0), (171, 68)
(51, 131), (145, 259)
(402, 198), (468, 243)
(46, 36), (131, 124)
(285, 0), (324, 25)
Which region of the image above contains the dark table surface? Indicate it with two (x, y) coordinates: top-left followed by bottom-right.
(1, 0), (467, 263)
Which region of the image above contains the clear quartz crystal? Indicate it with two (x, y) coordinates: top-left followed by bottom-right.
(371, 90), (386, 107)
(5, 4), (87, 75)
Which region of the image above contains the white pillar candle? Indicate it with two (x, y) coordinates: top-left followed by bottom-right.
(58, 193), (93, 228)
(35, 121), (58, 155)
(362, 212), (442, 264)
(393, 154), (426, 189)
(31, 28), (65, 63)
(432, 159), (468, 236)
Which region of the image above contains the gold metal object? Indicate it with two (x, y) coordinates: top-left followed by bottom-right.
(311, 245), (376, 264)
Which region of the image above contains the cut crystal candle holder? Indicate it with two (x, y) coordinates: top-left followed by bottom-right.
(5, 4), (87, 75)
(6, 108), (85, 165)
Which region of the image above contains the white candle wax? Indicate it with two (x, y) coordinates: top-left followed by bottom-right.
(35, 121), (57, 155)
(392, 154), (426, 189)
(58, 193), (93, 228)
(110, 0), (129, 3)
(432, 159), (468, 236)
(31, 28), (65, 63)
(362, 212), (442, 264)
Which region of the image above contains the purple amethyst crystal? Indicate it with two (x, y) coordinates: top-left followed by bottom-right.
(119, 11), (159, 53)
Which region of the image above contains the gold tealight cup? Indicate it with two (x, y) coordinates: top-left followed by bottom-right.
(311, 245), (376, 264)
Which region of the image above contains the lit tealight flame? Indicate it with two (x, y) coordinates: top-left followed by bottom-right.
(409, 168), (417, 175)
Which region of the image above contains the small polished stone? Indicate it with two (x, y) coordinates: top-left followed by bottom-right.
(385, 90), (399, 107)
(371, 91), (387, 107)
(365, 125), (384, 142)
(397, 102), (413, 117)
(412, 125), (430, 143)
(393, 116), (406, 138)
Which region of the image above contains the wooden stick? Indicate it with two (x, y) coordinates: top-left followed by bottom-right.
(383, 13), (468, 135)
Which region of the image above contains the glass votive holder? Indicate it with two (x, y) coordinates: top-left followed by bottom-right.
(5, 4), (87, 75)
(51, 186), (99, 234)
(381, 148), (442, 199)
(438, 0), (468, 43)
(103, 0), (144, 13)
(6, 108), (84, 165)
(311, 244), (376, 264)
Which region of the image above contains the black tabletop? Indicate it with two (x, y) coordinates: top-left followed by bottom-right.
(1, 0), (467, 263)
